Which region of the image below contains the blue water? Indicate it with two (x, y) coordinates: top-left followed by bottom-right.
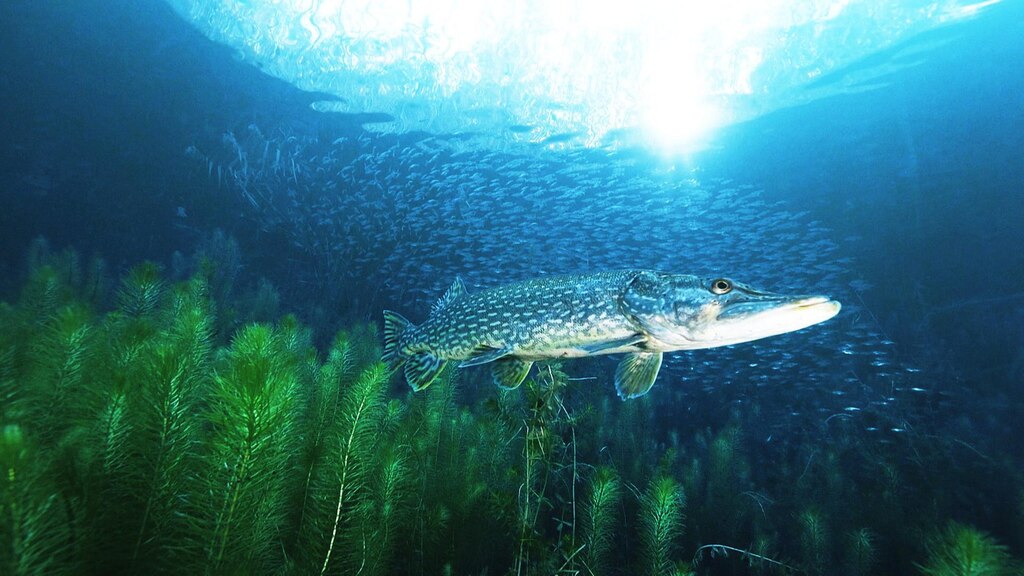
(2, 0), (1023, 574)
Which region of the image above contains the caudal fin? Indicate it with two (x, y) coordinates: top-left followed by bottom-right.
(382, 310), (412, 368)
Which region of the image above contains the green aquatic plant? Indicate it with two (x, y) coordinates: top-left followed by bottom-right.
(355, 444), (411, 576)
(799, 508), (830, 576)
(512, 364), (578, 574)
(0, 424), (72, 575)
(916, 522), (1015, 576)
(318, 362), (389, 575)
(845, 528), (877, 576)
(18, 265), (71, 322)
(289, 331), (356, 564)
(123, 278), (213, 571)
(0, 338), (17, 423)
(200, 323), (302, 574)
(117, 262), (165, 318)
(24, 237), (109, 309)
(640, 475), (685, 576)
(4, 240), (1024, 576)
(26, 304), (94, 444)
(582, 466), (621, 574)
(702, 423), (752, 544)
(194, 229), (242, 308)
(239, 277), (281, 324)
(404, 367), (518, 573)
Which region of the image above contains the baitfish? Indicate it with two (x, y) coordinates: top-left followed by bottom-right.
(382, 270), (841, 399)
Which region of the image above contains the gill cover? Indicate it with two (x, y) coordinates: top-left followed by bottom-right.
(619, 271), (694, 347)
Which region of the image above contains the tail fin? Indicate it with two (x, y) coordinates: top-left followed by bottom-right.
(382, 310), (412, 368)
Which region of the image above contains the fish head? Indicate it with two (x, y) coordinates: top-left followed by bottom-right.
(621, 271), (841, 350)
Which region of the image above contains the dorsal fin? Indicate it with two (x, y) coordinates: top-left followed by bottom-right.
(432, 276), (467, 315)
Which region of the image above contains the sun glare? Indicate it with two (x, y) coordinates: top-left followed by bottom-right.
(168, 0), (1001, 152)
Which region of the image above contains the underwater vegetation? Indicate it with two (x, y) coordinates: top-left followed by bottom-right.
(1, 239), (1022, 576)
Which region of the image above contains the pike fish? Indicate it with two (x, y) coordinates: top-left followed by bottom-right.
(382, 270), (841, 399)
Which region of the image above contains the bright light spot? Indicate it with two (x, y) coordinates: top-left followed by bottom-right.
(944, 0), (1003, 20)
(166, 0), (998, 152)
(643, 91), (724, 153)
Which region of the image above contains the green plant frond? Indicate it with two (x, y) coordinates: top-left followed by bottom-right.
(640, 475), (685, 576)
(118, 262), (166, 317)
(325, 331), (356, 381)
(166, 274), (210, 319)
(316, 362), (389, 576)
(98, 390), (131, 478)
(200, 323), (300, 573)
(845, 528), (877, 576)
(24, 304), (95, 440)
(0, 424), (73, 575)
(798, 507), (830, 576)
(352, 445), (411, 576)
(916, 522), (1016, 576)
(161, 286), (215, 379)
(20, 265), (60, 315)
(378, 399), (407, 439)
(0, 345), (19, 422)
(25, 236), (52, 273)
(583, 466), (621, 573)
(275, 314), (309, 354)
(117, 339), (209, 571)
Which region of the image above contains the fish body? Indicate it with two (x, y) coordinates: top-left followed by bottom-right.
(383, 270), (840, 399)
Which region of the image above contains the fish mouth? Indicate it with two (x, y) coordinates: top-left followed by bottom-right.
(693, 293), (841, 347)
(718, 295), (841, 321)
(789, 296), (841, 313)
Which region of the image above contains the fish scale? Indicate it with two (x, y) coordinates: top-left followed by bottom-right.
(422, 270), (638, 359)
(383, 270), (840, 399)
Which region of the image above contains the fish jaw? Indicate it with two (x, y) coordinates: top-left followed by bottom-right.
(687, 295), (841, 349)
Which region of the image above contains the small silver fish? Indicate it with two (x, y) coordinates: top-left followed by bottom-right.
(383, 270), (840, 399)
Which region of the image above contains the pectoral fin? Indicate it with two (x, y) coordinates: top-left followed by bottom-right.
(578, 334), (646, 354)
(491, 357), (533, 390)
(614, 352), (663, 400)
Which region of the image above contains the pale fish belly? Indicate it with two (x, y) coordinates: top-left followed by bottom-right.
(510, 315), (640, 360)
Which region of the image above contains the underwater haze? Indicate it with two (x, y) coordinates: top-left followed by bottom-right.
(1, 0), (1023, 575)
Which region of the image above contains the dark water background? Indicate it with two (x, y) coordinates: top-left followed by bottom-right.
(2, 0), (1023, 574)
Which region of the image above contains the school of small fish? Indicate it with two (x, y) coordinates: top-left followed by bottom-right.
(185, 124), (938, 437)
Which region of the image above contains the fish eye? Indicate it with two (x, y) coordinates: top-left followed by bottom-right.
(710, 278), (733, 295)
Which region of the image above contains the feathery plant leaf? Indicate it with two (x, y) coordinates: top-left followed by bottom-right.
(846, 528), (877, 576)
(27, 304), (93, 443)
(582, 466), (621, 575)
(0, 340), (18, 423)
(126, 323), (210, 570)
(290, 331), (356, 566)
(117, 262), (164, 318)
(66, 273), (217, 573)
(640, 475), (685, 576)
(201, 324), (300, 574)
(97, 389), (131, 481)
(0, 424), (72, 575)
(319, 362), (388, 576)
(798, 508), (829, 576)
(916, 522), (1016, 576)
(355, 444), (411, 576)
(19, 265), (74, 322)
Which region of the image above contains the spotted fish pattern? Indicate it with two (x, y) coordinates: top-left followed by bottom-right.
(383, 270), (840, 399)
